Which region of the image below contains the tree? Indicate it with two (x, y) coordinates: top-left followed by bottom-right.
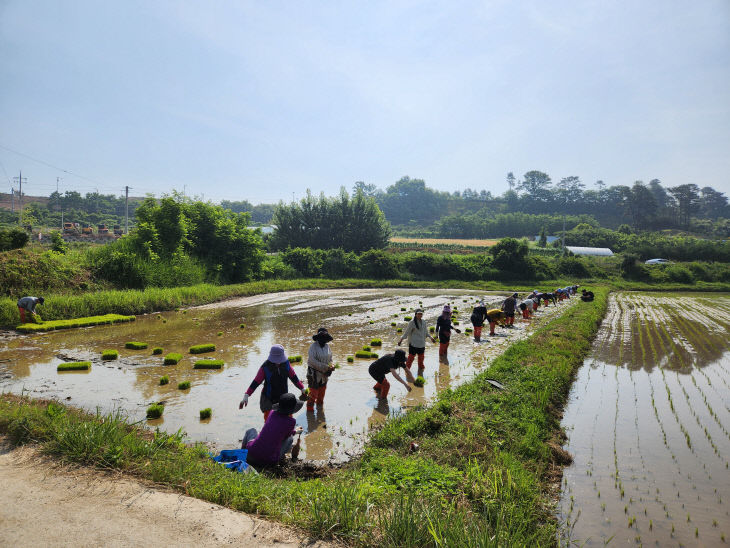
(621, 182), (657, 230)
(352, 181), (380, 198)
(699, 187), (729, 218)
(669, 184), (701, 229)
(506, 172), (516, 191)
(555, 176), (585, 208)
(377, 176), (447, 225)
(489, 237), (530, 274)
(517, 171), (553, 207)
(538, 227), (547, 247)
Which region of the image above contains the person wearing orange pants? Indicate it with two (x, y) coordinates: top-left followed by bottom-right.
(519, 301), (533, 320)
(469, 300), (488, 342)
(435, 305), (461, 357)
(369, 350), (415, 399)
(486, 309), (507, 335)
(501, 292), (517, 327)
(17, 296), (44, 323)
(398, 308), (435, 377)
(306, 328), (334, 412)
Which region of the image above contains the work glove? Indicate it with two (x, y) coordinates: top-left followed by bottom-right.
(239, 394), (249, 409)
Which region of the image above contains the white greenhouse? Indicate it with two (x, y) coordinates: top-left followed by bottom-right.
(565, 246), (614, 256)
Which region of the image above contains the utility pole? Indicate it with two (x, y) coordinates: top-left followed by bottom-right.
(124, 186), (130, 234)
(10, 188), (14, 213)
(13, 171), (27, 225)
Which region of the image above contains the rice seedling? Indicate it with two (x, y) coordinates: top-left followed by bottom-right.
(152, 347), (163, 355)
(289, 355), (302, 363)
(146, 403), (164, 419)
(125, 341), (148, 350)
(346, 356), (354, 363)
(15, 314), (135, 333)
(355, 351), (377, 359)
(199, 408), (212, 419)
(404, 316), (412, 321)
(391, 322), (396, 326)
(397, 328), (402, 333)
(189, 343), (215, 354)
(193, 359), (224, 369)
(369, 320), (374, 324)
(239, 323), (245, 328)
(217, 331), (223, 336)
(57, 361), (91, 371)
(370, 339), (382, 346)
(400, 307), (406, 311)
(465, 327), (473, 334)
(101, 349), (118, 360)
(163, 353), (183, 365)
(414, 376), (425, 387)
(159, 375), (169, 385)
(178, 381), (191, 390)
(362, 346), (371, 352)
(429, 326), (435, 332)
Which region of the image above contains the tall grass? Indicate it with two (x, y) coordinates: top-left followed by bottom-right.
(0, 288), (610, 545)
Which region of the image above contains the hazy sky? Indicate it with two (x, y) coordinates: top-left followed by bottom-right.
(1, 1), (729, 203)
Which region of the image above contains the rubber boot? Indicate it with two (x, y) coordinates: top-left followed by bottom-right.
(379, 378), (391, 399)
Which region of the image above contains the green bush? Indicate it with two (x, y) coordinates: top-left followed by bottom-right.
(125, 341), (148, 350)
(0, 227), (29, 251)
(666, 264), (694, 283)
(146, 404), (164, 419)
(189, 343), (215, 354)
(57, 362), (91, 371)
(163, 353), (182, 365)
(101, 350), (118, 361)
(193, 359), (224, 369)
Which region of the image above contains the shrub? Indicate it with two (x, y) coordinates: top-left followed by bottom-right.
(189, 343), (215, 354)
(370, 338), (382, 346)
(159, 375), (169, 385)
(666, 265), (695, 283)
(125, 341), (148, 350)
(152, 347), (163, 355)
(164, 353), (183, 365)
(0, 227), (29, 251)
(289, 355), (302, 363)
(57, 361), (91, 371)
(146, 404), (164, 419)
(199, 408), (212, 419)
(178, 381), (191, 390)
(193, 359), (224, 369)
(101, 350), (118, 361)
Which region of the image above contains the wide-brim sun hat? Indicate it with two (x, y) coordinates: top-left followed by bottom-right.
(272, 392), (303, 415)
(268, 344), (288, 363)
(312, 327), (333, 342)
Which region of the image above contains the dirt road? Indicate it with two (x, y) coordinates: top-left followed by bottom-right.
(0, 441), (331, 547)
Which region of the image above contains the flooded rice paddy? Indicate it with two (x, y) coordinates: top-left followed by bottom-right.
(560, 293), (730, 546)
(1, 288), (573, 461)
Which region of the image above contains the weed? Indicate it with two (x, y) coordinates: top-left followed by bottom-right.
(193, 360), (224, 370)
(146, 404), (164, 419)
(178, 381), (191, 390)
(199, 408), (212, 419)
(57, 362), (91, 371)
(125, 341), (148, 350)
(101, 350), (118, 361)
(159, 375), (169, 385)
(189, 343), (215, 354)
(152, 347), (163, 355)
(163, 353), (182, 365)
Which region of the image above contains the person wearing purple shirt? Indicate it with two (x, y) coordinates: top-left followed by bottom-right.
(242, 392), (304, 465)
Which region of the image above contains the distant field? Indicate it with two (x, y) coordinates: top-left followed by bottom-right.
(390, 237), (499, 247)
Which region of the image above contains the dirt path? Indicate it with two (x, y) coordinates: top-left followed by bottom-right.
(0, 441), (332, 548)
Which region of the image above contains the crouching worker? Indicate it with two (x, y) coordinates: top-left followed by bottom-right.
(501, 293), (518, 327)
(519, 300), (533, 320)
(241, 393), (304, 466)
(17, 296), (44, 323)
(398, 308), (435, 377)
(306, 328), (334, 411)
(581, 289), (595, 302)
(240, 344), (306, 421)
(369, 349), (415, 399)
(469, 301), (488, 342)
(486, 309), (507, 336)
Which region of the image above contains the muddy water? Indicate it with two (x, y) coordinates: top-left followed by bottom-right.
(559, 293), (730, 546)
(0, 288), (572, 462)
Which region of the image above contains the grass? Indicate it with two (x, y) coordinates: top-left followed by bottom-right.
(101, 349), (118, 360)
(0, 285), (610, 546)
(152, 347), (163, 355)
(57, 362), (91, 371)
(193, 360), (224, 370)
(163, 353), (182, 365)
(15, 314), (135, 333)
(189, 343), (215, 354)
(125, 341), (148, 350)
(146, 404), (164, 419)
(159, 375), (169, 385)
(289, 355), (302, 363)
(199, 408), (212, 420)
(178, 381), (190, 390)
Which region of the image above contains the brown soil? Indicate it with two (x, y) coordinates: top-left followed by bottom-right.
(0, 439), (334, 547)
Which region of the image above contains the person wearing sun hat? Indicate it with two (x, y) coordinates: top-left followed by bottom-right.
(240, 344), (306, 421)
(435, 304), (461, 356)
(469, 300), (488, 342)
(398, 308), (435, 377)
(501, 292), (518, 327)
(241, 392), (304, 465)
(306, 327), (335, 411)
(368, 349), (416, 399)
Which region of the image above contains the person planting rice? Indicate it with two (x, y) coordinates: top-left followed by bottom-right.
(369, 349), (415, 399)
(241, 393), (304, 465)
(537, 292), (557, 307)
(398, 308), (435, 376)
(240, 344), (306, 421)
(581, 289), (595, 302)
(469, 300), (488, 342)
(519, 299), (534, 320)
(16, 296), (44, 323)
(306, 328), (334, 412)
(435, 305), (461, 356)
(501, 293), (518, 327)
(528, 290), (540, 311)
(486, 308), (507, 336)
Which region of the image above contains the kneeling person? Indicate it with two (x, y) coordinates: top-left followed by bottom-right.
(242, 393), (304, 465)
(369, 349), (415, 399)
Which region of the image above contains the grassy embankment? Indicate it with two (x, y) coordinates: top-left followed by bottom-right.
(0, 288), (608, 546)
(1, 277), (588, 330)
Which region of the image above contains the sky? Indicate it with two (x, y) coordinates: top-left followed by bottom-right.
(1, 1), (729, 203)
